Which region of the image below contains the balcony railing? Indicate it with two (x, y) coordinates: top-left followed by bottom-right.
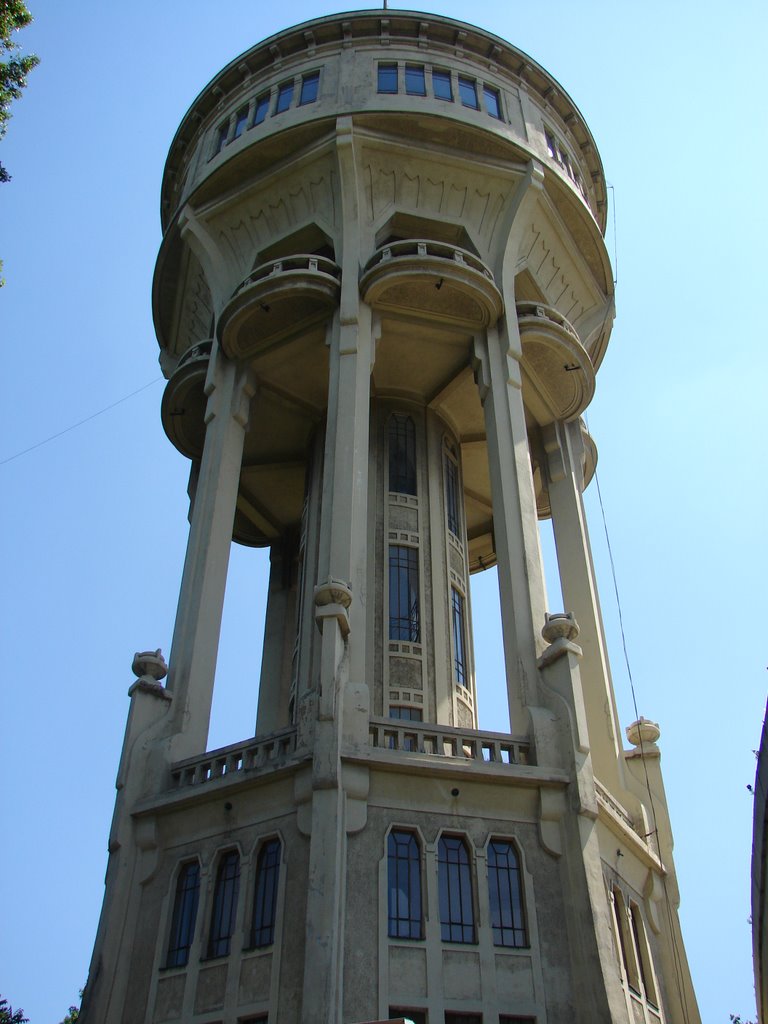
(363, 239), (494, 280)
(232, 254), (341, 297)
(170, 726), (299, 788)
(368, 716), (530, 766)
(515, 301), (580, 341)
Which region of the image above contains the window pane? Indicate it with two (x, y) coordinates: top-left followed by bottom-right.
(214, 122), (229, 155)
(233, 106), (248, 139)
(388, 831), (422, 938)
(458, 77), (479, 109)
(483, 85), (501, 119)
(487, 840), (527, 947)
(275, 81), (294, 114)
(378, 63), (398, 94)
(389, 546), (420, 642)
(208, 851), (240, 957)
(432, 69), (452, 101)
(445, 455), (459, 536)
(300, 71), (320, 105)
(388, 414), (417, 495)
(166, 862), (200, 967)
(405, 65), (426, 95)
(253, 92), (270, 126)
(251, 839), (281, 947)
(545, 130), (557, 159)
(438, 836), (475, 942)
(451, 588), (467, 687)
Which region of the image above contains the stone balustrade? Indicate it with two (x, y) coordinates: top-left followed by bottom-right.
(368, 716), (531, 766)
(170, 725), (299, 788)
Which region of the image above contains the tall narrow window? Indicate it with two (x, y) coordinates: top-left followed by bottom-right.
(299, 71), (320, 105)
(438, 835), (475, 942)
(253, 92), (270, 126)
(165, 861), (200, 967)
(208, 851), (240, 957)
(611, 887), (639, 992)
(388, 414), (416, 494)
(251, 839), (281, 947)
(487, 839), (527, 948)
(458, 76), (479, 109)
(405, 64), (426, 95)
(451, 588), (467, 687)
(213, 121), (229, 155)
(630, 903), (659, 1007)
(432, 69), (453, 101)
(378, 62), (398, 94)
(233, 105), (248, 139)
(444, 451), (460, 536)
(388, 830), (422, 938)
(483, 85), (502, 119)
(275, 80), (294, 114)
(389, 546), (420, 642)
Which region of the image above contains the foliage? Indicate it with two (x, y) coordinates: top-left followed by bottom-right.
(0, 0), (39, 183)
(59, 1006), (79, 1023)
(0, 997), (28, 1024)
(730, 1016), (757, 1024)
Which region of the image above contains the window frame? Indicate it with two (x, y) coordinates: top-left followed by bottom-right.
(432, 68), (453, 102)
(486, 838), (528, 948)
(388, 413), (417, 496)
(405, 64), (427, 96)
(387, 829), (424, 940)
(438, 834), (476, 943)
(233, 105), (249, 140)
(483, 85), (502, 120)
(389, 544), (421, 643)
(207, 849), (241, 959)
(165, 859), (201, 968)
(450, 587), (468, 688)
(250, 838), (282, 949)
(458, 76), (479, 110)
(378, 62), (399, 94)
(253, 91), (270, 127)
(274, 79), (295, 114)
(299, 71), (320, 106)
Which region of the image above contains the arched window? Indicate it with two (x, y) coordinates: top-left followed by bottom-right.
(251, 838), (281, 948)
(165, 860), (200, 967)
(438, 835), (475, 942)
(487, 839), (528, 948)
(388, 414), (417, 495)
(387, 830), (422, 939)
(208, 850), (240, 958)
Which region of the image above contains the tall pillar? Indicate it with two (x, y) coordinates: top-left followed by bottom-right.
(256, 535), (298, 735)
(166, 347), (255, 756)
(475, 322), (548, 731)
(544, 418), (624, 788)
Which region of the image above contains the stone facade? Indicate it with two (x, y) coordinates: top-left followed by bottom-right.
(80, 12), (700, 1024)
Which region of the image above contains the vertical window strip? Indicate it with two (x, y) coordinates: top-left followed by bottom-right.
(214, 121), (229, 155)
(166, 862), (200, 967)
(388, 414), (417, 495)
(458, 76), (479, 109)
(432, 68), (453, 101)
(251, 839), (281, 947)
(389, 546), (420, 642)
(483, 85), (502, 119)
(487, 840), (527, 948)
(388, 831), (422, 938)
(445, 454), (459, 536)
(233, 105), (248, 139)
(378, 62), (398, 94)
(451, 588), (467, 687)
(253, 92), (270, 126)
(299, 71), (320, 105)
(405, 64), (426, 95)
(208, 851), (240, 957)
(275, 80), (294, 114)
(630, 904), (659, 1007)
(438, 836), (475, 942)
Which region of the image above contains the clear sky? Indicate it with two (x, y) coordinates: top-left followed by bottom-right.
(1, 2), (765, 1022)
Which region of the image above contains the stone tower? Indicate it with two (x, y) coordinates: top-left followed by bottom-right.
(81, 12), (700, 1024)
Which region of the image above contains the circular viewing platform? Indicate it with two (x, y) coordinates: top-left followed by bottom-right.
(516, 302), (595, 424)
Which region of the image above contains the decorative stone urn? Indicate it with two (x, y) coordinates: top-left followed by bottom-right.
(541, 611), (580, 645)
(131, 649), (168, 685)
(626, 717), (661, 747)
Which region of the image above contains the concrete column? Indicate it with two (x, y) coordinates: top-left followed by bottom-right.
(545, 419), (624, 789)
(255, 535), (298, 736)
(166, 348), (254, 756)
(474, 323), (547, 732)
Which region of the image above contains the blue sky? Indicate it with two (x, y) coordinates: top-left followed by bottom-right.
(1, 2), (766, 1021)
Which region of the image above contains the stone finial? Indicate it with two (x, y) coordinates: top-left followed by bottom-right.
(132, 649), (168, 684)
(626, 717), (661, 748)
(541, 612), (580, 645)
(313, 577), (352, 609)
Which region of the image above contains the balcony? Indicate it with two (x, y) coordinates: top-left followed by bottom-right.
(516, 301), (595, 424)
(360, 240), (503, 329)
(160, 340), (212, 459)
(368, 717), (530, 766)
(217, 255), (341, 362)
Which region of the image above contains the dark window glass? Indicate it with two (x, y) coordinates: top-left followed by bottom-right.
(251, 839), (281, 947)
(389, 706), (423, 750)
(233, 106), (248, 139)
(378, 63), (398, 94)
(253, 92), (270, 126)
(388, 830), (422, 939)
(389, 546), (420, 642)
(451, 588), (467, 687)
(432, 69), (453, 101)
(438, 836), (475, 942)
(445, 454), (459, 536)
(458, 76), (479, 109)
(388, 414), (416, 494)
(299, 71), (320, 105)
(214, 121), (229, 155)
(445, 1015), (482, 1024)
(487, 839), (527, 948)
(483, 85), (502, 119)
(165, 861), (200, 967)
(275, 81), (294, 114)
(405, 64), (426, 95)
(208, 851), (240, 957)
(390, 1011), (426, 1024)
(545, 130), (557, 159)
